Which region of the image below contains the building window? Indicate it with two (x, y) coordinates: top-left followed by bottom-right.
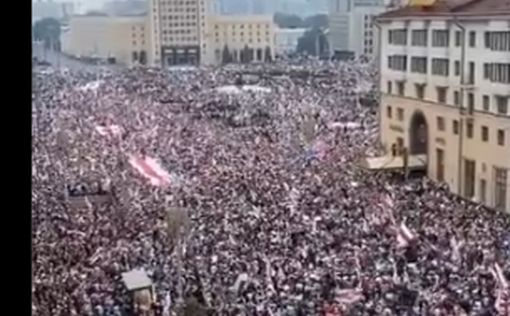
(415, 84), (425, 100)
(467, 93), (474, 114)
(437, 87), (447, 103)
(482, 95), (490, 111)
(432, 30), (450, 47)
(397, 81), (405, 96)
(454, 91), (460, 106)
(387, 81), (393, 94)
(411, 29), (428, 46)
(498, 129), (506, 146)
(479, 179), (487, 204)
(388, 29), (407, 45)
(484, 31), (510, 51)
(481, 126), (489, 142)
(411, 57), (427, 74)
(496, 96), (508, 115)
(397, 108), (404, 121)
(387, 106), (392, 118)
(432, 58), (449, 76)
(388, 55), (407, 71)
(484, 63), (510, 83)
(453, 120), (459, 135)
(466, 122), (474, 138)
(455, 31), (462, 47)
(454, 61), (460, 76)
(464, 159), (476, 199)
(494, 167), (508, 211)
(469, 31), (476, 47)
(437, 116), (445, 131)
(436, 148), (445, 182)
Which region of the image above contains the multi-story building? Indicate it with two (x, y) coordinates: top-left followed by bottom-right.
(275, 27), (307, 56)
(329, 0), (387, 59)
(205, 15), (275, 65)
(148, 0), (210, 66)
(61, 15), (150, 66)
(375, 0), (510, 211)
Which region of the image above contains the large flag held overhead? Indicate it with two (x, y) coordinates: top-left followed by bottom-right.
(129, 155), (171, 187)
(335, 288), (364, 306)
(396, 222), (416, 249)
(95, 124), (123, 138)
(490, 262), (509, 316)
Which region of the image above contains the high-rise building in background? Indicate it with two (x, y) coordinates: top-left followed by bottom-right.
(148, 0), (209, 66)
(328, 0), (387, 59)
(374, 0), (510, 211)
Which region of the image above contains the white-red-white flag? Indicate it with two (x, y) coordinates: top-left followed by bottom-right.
(491, 263), (509, 289)
(450, 236), (464, 263)
(396, 222), (416, 249)
(129, 155), (171, 187)
(335, 288), (364, 306)
(495, 286), (510, 316)
(323, 303), (342, 316)
(95, 124), (123, 138)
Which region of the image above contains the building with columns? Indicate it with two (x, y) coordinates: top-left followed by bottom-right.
(374, 0), (510, 211)
(148, 0), (210, 66)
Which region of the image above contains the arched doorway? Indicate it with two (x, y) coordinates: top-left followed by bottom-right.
(409, 111), (428, 155)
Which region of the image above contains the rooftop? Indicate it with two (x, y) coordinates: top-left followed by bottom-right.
(378, 0), (510, 19)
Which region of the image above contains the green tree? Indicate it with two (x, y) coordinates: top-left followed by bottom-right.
(242, 45), (251, 64)
(296, 27), (329, 57)
(264, 46), (273, 62)
(273, 12), (303, 28)
(33, 18), (61, 50)
(222, 44), (232, 64)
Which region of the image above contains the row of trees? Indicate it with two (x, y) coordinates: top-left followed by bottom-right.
(33, 17), (62, 51)
(221, 45), (273, 64)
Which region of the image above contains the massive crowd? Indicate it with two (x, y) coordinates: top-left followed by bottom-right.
(32, 60), (509, 316)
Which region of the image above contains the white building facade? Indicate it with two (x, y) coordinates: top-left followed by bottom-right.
(376, 0), (510, 211)
(148, 0), (210, 66)
(329, 0), (387, 59)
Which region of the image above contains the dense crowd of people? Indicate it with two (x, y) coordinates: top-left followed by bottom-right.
(32, 60), (509, 316)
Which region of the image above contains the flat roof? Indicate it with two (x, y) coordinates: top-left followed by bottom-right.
(121, 269), (153, 291)
(377, 0), (510, 20)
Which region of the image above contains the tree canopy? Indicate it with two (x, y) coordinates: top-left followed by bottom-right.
(296, 27), (329, 57)
(33, 18), (61, 50)
(273, 13), (328, 29)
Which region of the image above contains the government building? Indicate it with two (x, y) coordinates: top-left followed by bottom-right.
(375, 0), (510, 211)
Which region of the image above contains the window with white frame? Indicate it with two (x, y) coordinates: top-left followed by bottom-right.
(432, 30), (450, 47)
(411, 29), (427, 46)
(388, 29), (407, 45)
(496, 96), (508, 115)
(411, 57), (427, 74)
(432, 58), (450, 76)
(484, 63), (510, 84)
(484, 31), (510, 51)
(387, 55), (407, 71)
